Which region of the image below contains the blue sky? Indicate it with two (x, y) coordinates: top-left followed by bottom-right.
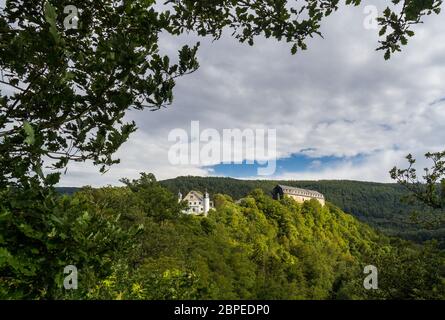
(209, 153), (365, 178)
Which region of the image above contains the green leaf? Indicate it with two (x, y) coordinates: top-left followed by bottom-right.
(406, 30), (415, 37)
(400, 36), (408, 45)
(0, 247), (13, 267)
(35, 164), (44, 179)
(44, 2), (57, 22)
(45, 172), (61, 186)
(23, 121), (35, 145)
(44, 2), (60, 43)
(379, 26), (387, 36)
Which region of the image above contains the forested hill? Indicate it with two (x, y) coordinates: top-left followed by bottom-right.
(159, 176), (445, 246)
(15, 179), (444, 299)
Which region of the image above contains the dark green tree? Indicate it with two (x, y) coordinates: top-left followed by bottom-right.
(120, 172), (186, 221)
(0, 0), (201, 188)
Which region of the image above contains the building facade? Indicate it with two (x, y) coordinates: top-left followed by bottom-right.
(272, 185), (325, 206)
(179, 190), (214, 215)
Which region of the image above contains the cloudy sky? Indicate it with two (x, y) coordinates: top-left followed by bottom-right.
(7, 1), (445, 187)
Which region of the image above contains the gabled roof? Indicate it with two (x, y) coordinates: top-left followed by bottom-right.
(277, 185), (324, 199)
(184, 190), (204, 201)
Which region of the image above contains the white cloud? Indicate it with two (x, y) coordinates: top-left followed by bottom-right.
(272, 150), (407, 183)
(58, 129), (210, 186)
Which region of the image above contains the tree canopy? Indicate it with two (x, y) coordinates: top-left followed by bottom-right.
(2, 173), (444, 299)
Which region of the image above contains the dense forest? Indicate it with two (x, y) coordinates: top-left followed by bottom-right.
(2, 0), (444, 303)
(4, 173), (443, 299)
(160, 177), (445, 247)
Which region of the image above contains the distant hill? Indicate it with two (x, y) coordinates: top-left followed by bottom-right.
(56, 187), (80, 195)
(159, 176), (445, 247)
(40, 181), (445, 299)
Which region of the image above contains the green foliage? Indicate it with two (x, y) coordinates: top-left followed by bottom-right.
(118, 173), (187, 222)
(86, 263), (202, 300)
(1, 1), (444, 301)
(377, 0), (442, 60)
(0, 0), (200, 188)
(169, 0), (441, 59)
(160, 176), (445, 246)
(391, 152), (445, 210)
(390, 152), (445, 243)
(5, 174), (441, 300)
(0, 185), (142, 299)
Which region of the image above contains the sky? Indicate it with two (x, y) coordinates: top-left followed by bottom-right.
(3, 1), (445, 186)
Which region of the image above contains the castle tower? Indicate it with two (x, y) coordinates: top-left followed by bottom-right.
(178, 191), (182, 203)
(203, 190), (210, 215)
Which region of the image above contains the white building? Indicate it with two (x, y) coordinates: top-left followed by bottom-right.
(272, 185), (325, 206)
(178, 190), (214, 215)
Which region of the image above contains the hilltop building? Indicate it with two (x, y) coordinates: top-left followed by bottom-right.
(178, 190), (214, 215)
(272, 185), (325, 206)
